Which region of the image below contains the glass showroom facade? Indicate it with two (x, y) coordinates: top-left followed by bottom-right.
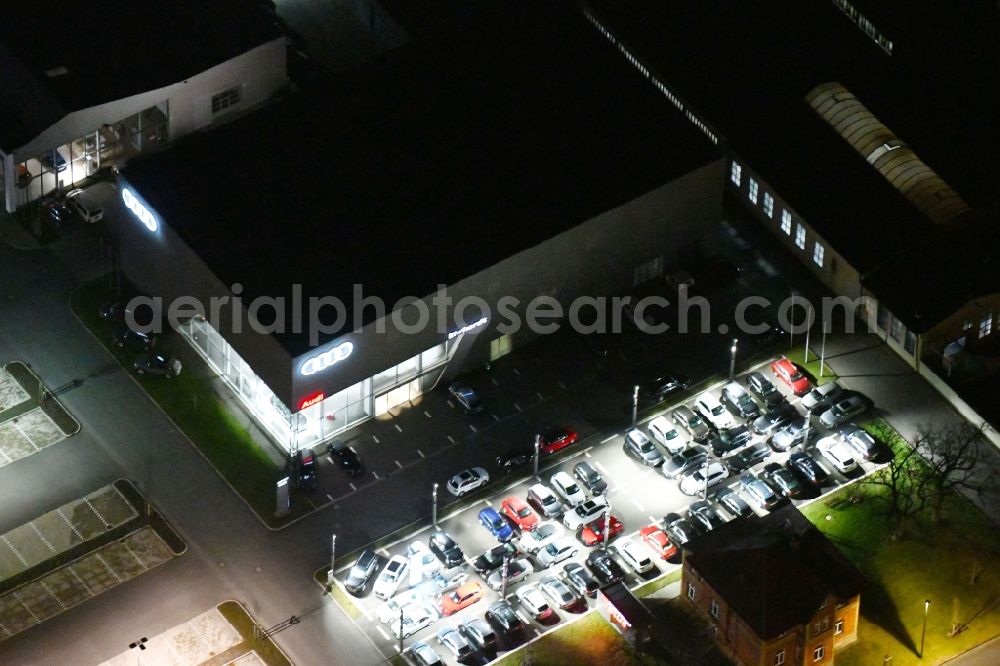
(179, 315), (455, 454)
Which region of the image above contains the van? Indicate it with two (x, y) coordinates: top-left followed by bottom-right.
(66, 188), (104, 223)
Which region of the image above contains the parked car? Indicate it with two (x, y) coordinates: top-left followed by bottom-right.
(538, 426), (579, 455)
(761, 462), (805, 498)
(801, 382), (844, 411)
(679, 460), (729, 496)
(573, 461), (607, 495)
(562, 498), (609, 530)
(671, 405), (710, 441)
(771, 417), (816, 452)
(714, 486), (754, 518)
(113, 325), (157, 351)
(133, 353), (182, 378)
(446, 467), (489, 496)
(66, 188), (104, 223)
(687, 500), (725, 532)
(841, 425), (880, 460)
(770, 357), (811, 395)
(663, 512), (700, 545)
(327, 441), (364, 477)
(436, 626), (473, 661)
(709, 425), (753, 456)
(696, 394), (735, 430)
(500, 495), (539, 532)
(448, 382), (483, 414)
(550, 471), (587, 506)
(391, 603), (438, 639)
(579, 514), (623, 546)
(486, 558), (532, 590)
(641, 374), (689, 401)
(614, 538), (656, 574)
(517, 521), (564, 554)
(586, 549), (626, 585)
(294, 448), (318, 491)
(739, 473), (783, 510)
(479, 507), (514, 542)
(639, 524), (678, 560)
(648, 416), (686, 454)
(409, 641), (443, 666)
(473, 543), (518, 576)
(721, 382), (760, 419)
(516, 583), (554, 620)
(459, 618), (497, 653)
(788, 451), (830, 486)
(527, 483), (564, 518)
(45, 200), (74, 227)
(535, 539), (579, 568)
(406, 541), (440, 585)
(727, 441), (772, 472)
(750, 403), (797, 436)
(373, 555), (409, 600)
(745, 371), (785, 409)
(562, 562), (600, 597)
(429, 530), (465, 568)
(496, 444), (533, 473)
(344, 549), (379, 595)
(662, 445), (709, 479)
(439, 581), (485, 616)
(540, 575), (578, 609)
(819, 395), (870, 428)
(485, 600), (525, 641)
(816, 436), (860, 473)
(624, 428), (664, 466)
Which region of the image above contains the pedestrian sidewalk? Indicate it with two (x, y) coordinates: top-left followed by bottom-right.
(0, 209), (39, 251)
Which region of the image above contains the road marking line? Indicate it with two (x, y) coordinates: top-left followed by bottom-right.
(2, 535), (28, 567)
(349, 482), (357, 491)
(373, 471), (381, 480)
(378, 548), (390, 557)
(12, 592), (41, 624)
(424, 411), (432, 418)
(68, 565), (93, 596)
(395, 460), (403, 470)
(514, 403), (522, 412)
(13, 422), (39, 452)
(57, 508), (85, 541)
(29, 523), (56, 553)
(327, 494), (335, 502)
(482, 500), (491, 507)
(417, 449), (425, 458)
(491, 377), (500, 386)
(558, 380), (567, 390)
(631, 497), (646, 512)
(648, 515), (659, 524)
(447, 435), (456, 444)
(513, 368), (521, 376)
(375, 625), (391, 642)
(492, 414), (500, 422)
(373, 435), (380, 444)
(593, 461), (610, 476)
(584, 451), (591, 458)
(470, 425), (478, 433)
(394, 424), (403, 433)
(536, 392), (544, 400)
(600, 434), (617, 444)
(447, 400), (455, 409)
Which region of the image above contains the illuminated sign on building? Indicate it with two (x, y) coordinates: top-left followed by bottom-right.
(122, 187), (158, 231)
(298, 392), (325, 410)
(448, 316), (488, 340)
(299, 341), (354, 376)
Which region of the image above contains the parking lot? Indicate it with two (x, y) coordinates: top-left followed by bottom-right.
(331, 352), (887, 666)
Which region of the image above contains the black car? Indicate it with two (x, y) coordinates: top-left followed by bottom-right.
(459, 618), (497, 653)
(750, 403), (797, 436)
(709, 425), (753, 457)
(761, 462), (805, 498)
(788, 451), (830, 486)
(428, 530), (464, 568)
(45, 200), (74, 227)
(727, 441), (772, 473)
(344, 548), (379, 595)
(745, 371), (785, 409)
(473, 543), (518, 576)
(327, 442), (364, 477)
(133, 353), (182, 378)
(496, 444), (533, 473)
(663, 512), (701, 545)
(562, 562), (599, 597)
(113, 325), (157, 351)
(586, 549), (626, 585)
(294, 448), (318, 491)
(661, 445), (708, 479)
(485, 600), (525, 641)
(714, 486), (754, 518)
(573, 461), (607, 495)
(688, 500), (725, 532)
(641, 374), (690, 401)
(448, 382), (483, 414)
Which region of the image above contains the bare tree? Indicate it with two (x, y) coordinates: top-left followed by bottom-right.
(912, 422), (988, 524)
(861, 421), (928, 538)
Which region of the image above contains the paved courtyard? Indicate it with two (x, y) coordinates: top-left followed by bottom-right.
(0, 371), (29, 411)
(97, 607), (247, 666)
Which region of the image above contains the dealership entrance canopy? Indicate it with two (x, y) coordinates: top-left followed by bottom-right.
(116, 2), (724, 454)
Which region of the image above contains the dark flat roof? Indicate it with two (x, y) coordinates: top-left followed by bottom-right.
(587, 0), (1000, 275)
(122, 2), (720, 356)
(0, 0), (281, 152)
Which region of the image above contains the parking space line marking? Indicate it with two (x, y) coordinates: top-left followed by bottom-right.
(395, 460), (403, 470)
(482, 500), (491, 507)
(536, 392), (544, 400)
(514, 403), (522, 412)
(513, 368), (521, 376)
(13, 422), (39, 451)
(631, 497), (647, 512)
(584, 451), (591, 458)
(373, 435), (380, 444)
(372, 471), (381, 481)
(67, 565), (93, 596)
(593, 461), (610, 476)
(29, 523), (56, 553)
(349, 482), (357, 491)
(57, 508), (85, 541)
(417, 449), (425, 458)
(492, 414), (500, 422)
(326, 494), (335, 502)
(394, 424), (403, 433)
(558, 380), (567, 390)
(2, 535), (28, 567)
(375, 625), (391, 642)
(447, 400), (455, 409)
(491, 377), (500, 386)
(378, 548), (390, 557)
(424, 411), (432, 418)
(0, 445), (11, 464)
(12, 592), (41, 625)
(447, 435), (456, 444)
(600, 434), (617, 444)
(470, 425), (478, 433)
(648, 515), (659, 524)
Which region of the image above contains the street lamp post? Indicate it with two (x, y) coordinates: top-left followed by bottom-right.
(703, 456), (713, 501)
(802, 409), (813, 449)
(920, 599), (930, 658)
(728, 338), (738, 381)
(820, 323), (828, 378)
(398, 605), (405, 655)
(631, 384), (640, 427)
(602, 503), (612, 551)
(432, 483), (439, 527)
(533, 434), (541, 479)
(326, 534), (337, 588)
(129, 637), (148, 666)
(500, 554), (511, 599)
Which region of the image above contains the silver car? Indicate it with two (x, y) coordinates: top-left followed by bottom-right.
(819, 395), (869, 428)
(624, 428), (664, 466)
(436, 625), (473, 660)
(770, 417), (816, 452)
(672, 405), (710, 441)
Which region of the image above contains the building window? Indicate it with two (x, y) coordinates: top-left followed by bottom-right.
(748, 178), (759, 204)
(813, 242), (825, 267)
(890, 317), (905, 342)
(962, 320), (972, 331)
(813, 645), (825, 662)
(821, 618), (830, 632)
(979, 312), (993, 338)
(634, 256), (664, 286)
(781, 210), (792, 235)
(211, 87), (241, 115)
(795, 223), (806, 249)
(774, 650), (786, 666)
(687, 582), (697, 600)
(763, 192), (774, 218)
(490, 334), (512, 361)
(730, 162), (742, 186)
(834, 619), (844, 635)
(710, 599), (719, 618)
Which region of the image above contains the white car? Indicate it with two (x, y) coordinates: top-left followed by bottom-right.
(562, 497), (609, 530)
(842, 426), (879, 460)
(527, 483), (565, 518)
(66, 188), (104, 223)
(648, 416), (686, 454)
(406, 541), (440, 586)
(540, 575), (578, 609)
(390, 603), (438, 638)
(678, 461), (729, 496)
(373, 554), (409, 601)
(515, 583), (554, 620)
(816, 436), (859, 473)
(535, 538), (578, 568)
(446, 467), (489, 496)
(376, 589), (424, 625)
(517, 521), (564, 554)
(696, 394), (735, 430)
(550, 471), (587, 506)
(801, 382), (842, 410)
(819, 395), (869, 429)
(614, 538), (656, 574)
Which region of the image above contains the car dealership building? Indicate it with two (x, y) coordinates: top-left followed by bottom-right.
(116, 5), (725, 456)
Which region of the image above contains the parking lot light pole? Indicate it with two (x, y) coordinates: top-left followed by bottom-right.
(728, 338), (738, 381)
(920, 599), (930, 658)
(501, 554), (511, 599)
(803, 409), (813, 449)
(326, 534), (336, 588)
(398, 606), (405, 654)
(631, 385), (640, 427)
(820, 323), (828, 378)
(602, 503), (612, 552)
(432, 483), (439, 527)
(533, 435), (541, 479)
(703, 457), (712, 501)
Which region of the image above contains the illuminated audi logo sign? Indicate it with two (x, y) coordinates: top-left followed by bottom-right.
(299, 342), (354, 376)
(122, 187), (158, 232)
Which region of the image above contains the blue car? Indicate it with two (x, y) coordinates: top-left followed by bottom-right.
(479, 507), (513, 542)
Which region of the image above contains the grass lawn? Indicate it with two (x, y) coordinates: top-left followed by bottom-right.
(217, 601), (292, 666)
(493, 612), (640, 666)
(71, 278), (308, 527)
(786, 345), (837, 384)
(801, 482), (1000, 665)
(632, 568), (681, 598)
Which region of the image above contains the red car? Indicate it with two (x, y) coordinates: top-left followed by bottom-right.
(639, 524), (678, 560)
(500, 495), (539, 532)
(770, 357), (811, 396)
(439, 581), (485, 616)
(580, 514), (623, 546)
(539, 426), (579, 455)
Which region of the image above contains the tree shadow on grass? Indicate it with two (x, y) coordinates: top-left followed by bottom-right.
(862, 583), (919, 657)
